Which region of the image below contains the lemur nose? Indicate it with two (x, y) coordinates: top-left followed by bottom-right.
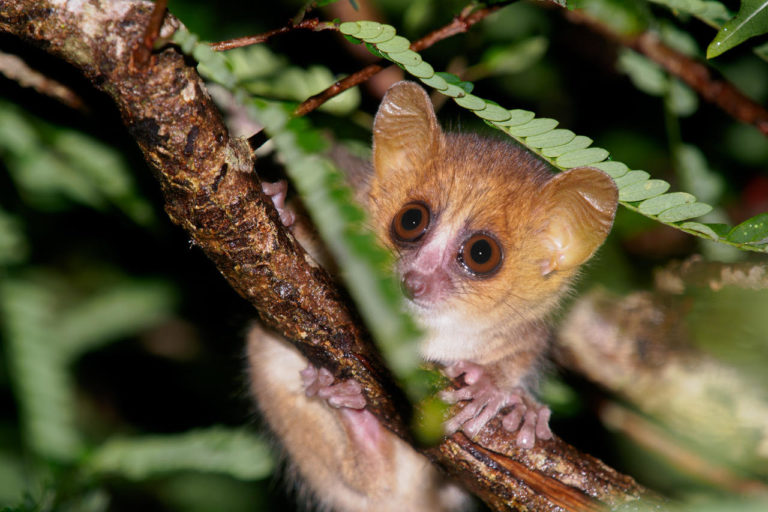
(401, 270), (427, 299)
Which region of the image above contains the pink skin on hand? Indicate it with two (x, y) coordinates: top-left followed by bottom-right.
(439, 361), (553, 449)
(300, 364), (384, 453)
(262, 180), (296, 228)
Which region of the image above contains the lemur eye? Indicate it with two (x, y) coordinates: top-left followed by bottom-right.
(459, 233), (502, 276)
(392, 202), (430, 243)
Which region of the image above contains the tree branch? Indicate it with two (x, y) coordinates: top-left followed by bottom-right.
(209, 18), (337, 52)
(565, 8), (768, 137)
(0, 1), (653, 510)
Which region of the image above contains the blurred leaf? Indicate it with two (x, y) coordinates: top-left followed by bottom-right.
(570, 0), (650, 36)
(667, 78), (698, 116)
(707, 0), (768, 58)
(478, 37), (549, 76)
(222, 45), (361, 116)
(648, 0), (731, 27)
(0, 105), (38, 154)
(617, 49), (667, 96)
(0, 277), (83, 462)
(86, 428), (274, 481)
(755, 39), (768, 59)
(719, 55), (768, 103)
(0, 208), (28, 267)
(156, 473), (266, 512)
(675, 144), (725, 204)
(0, 452), (26, 504)
(617, 49), (698, 115)
(403, 0), (434, 35)
(51, 131), (155, 226)
(659, 19), (701, 55)
(11, 149), (106, 211)
(0, 100), (155, 224)
(724, 123), (768, 164)
(57, 280), (177, 360)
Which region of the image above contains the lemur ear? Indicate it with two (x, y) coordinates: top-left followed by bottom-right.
(538, 167), (618, 275)
(373, 81), (444, 179)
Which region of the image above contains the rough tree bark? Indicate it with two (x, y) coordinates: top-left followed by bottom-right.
(0, 1), (654, 510)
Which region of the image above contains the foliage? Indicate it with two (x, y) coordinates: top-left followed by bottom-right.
(1, 0), (768, 510)
(708, 0), (768, 58)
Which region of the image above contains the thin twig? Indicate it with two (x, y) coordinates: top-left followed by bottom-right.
(565, 8), (768, 137)
(293, 3), (507, 117)
(210, 18), (336, 51)
(131, 0), (167, 68)
(0, 50), (85, 110)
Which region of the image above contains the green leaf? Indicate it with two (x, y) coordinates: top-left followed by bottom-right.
(619, 179), (671, 201)
(480, 37), (549, 75)
(569, 0), (650, 36)
(755, 39), (768, 59)
(727, 213), (768, 244)
(364, 42), (386, 60)
(617, 49), (667, 96)
(366, 24), (396, 43)
(494, 109), (535, 127)
(420, 73), (449, 90)
(58, 280), (177, 360)
(52, 131), (156, 226)
(707, 0), (768, 58)
(376, 35), (410, 53)
(86, 428), (274, 481)
(680, 221), (721, 240)
(506, 118), (558, 137)
(473, 103), (512, 122)
(638, 192), (696, 215)
(648, 0), (731, 27)
(614, 170), (651, 188)
(657, 202), (713, 222)
(356, 21), (385, 40)
(454, 94), (487, 110)
(525, 129), (575, 149)
(675, 144), (724, 204)
(668, 79), (698, 116)
(0, 208), (28, 266)
(405, 61), (435, 78)
(338, 22), (360, 36)
(0, 277), (84, 462)
(541, 135), (593, 157)
(556, 147), (609, 168)
(592, 161), (629, 178)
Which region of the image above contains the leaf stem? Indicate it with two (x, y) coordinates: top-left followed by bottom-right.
(209, 18), (337, 51)
(293, 2), (510, 117)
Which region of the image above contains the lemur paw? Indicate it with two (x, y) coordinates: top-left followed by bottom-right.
(261, 180), (296, 228)
(300, 364), (366, 410)
(439, 361), (552, 449)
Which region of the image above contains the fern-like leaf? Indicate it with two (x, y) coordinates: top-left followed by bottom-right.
(85, 428), (273, 481)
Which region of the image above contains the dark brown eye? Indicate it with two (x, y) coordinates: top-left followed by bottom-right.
(392, 202), (430, 243)
(459, 233), (502, 275)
